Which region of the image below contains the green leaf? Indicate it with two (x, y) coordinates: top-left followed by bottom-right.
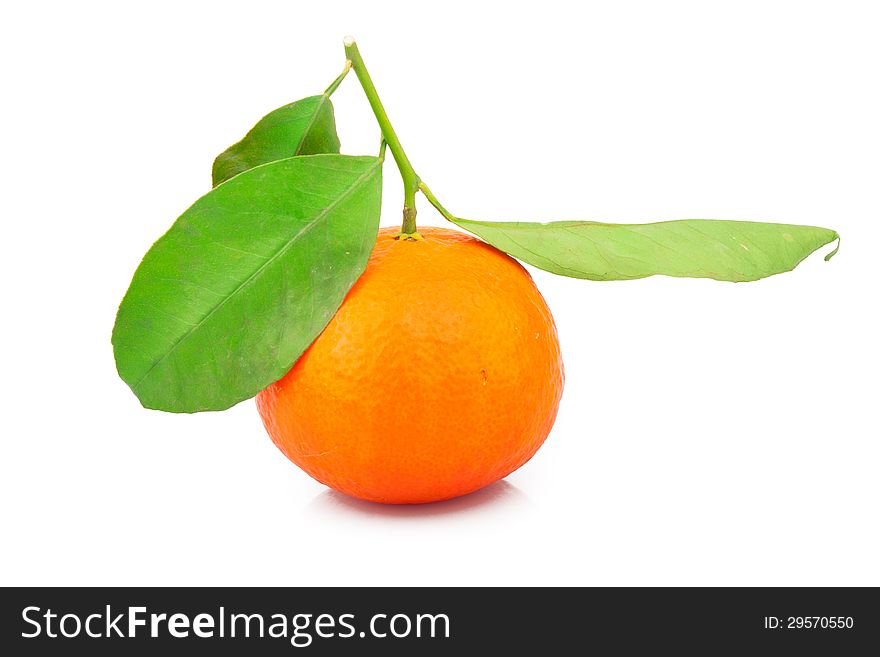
(452, 218), (839, 282)
(212, 95), (341, 186)
(113, 154), (383, 412)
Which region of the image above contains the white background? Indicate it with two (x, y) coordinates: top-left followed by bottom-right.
(2, 1), (878, 586)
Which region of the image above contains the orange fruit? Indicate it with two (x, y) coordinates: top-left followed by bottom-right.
(256, 226), (564, 504)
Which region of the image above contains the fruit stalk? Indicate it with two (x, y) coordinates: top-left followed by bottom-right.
(344, 36), (421, 237)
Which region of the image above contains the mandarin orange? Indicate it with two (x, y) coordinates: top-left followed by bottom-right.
(256, 226), (564, 504)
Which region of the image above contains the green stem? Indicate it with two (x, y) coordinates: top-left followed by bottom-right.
(324, 59), (352, 96)
(344, 36), (420, 236)
(419, 182), (456, 222)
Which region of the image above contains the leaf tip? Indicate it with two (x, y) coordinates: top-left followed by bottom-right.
(824, 234), (841, 262)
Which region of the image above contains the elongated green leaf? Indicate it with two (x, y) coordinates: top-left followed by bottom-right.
(113, 154), (382, 412)
(452, 218), (839, 282)
(212, 95), (340, 186)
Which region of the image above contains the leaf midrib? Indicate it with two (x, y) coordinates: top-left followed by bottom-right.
(131, 157), (380, 392)
(459, 217), (834, 233)
(293, 94), (331, 156)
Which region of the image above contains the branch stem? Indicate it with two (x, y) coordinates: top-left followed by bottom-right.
(344, 37), (420, 236)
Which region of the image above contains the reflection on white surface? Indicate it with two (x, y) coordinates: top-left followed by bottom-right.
(305, 480), (529, 519)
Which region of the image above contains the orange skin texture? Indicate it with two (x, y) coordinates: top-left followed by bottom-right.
(256, 226), (564, 504)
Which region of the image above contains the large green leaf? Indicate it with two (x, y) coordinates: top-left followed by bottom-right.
(452, 218), (839, 282)
(212, 95), (341, 186)
(113, 154), (383, 412)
